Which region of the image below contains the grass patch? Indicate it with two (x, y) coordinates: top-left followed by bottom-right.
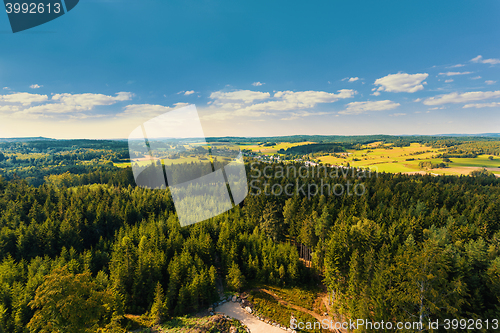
(129, 314), (247, 333)
(248, 291), (327, 333)
(264, 285), (321, 312)
(449, 155), (500, 168)
(159, 315), (246, 333)
(318, 143), (500, 176)
(318, 143), (441, 170)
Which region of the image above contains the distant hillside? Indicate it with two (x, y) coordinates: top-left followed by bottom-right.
(434, 133), (500, 138)
(1, 133), (499, 144)
(207, 134), (500, 145)
(0, 137), (54, 142)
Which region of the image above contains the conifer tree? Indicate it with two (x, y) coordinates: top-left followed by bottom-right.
(227, 262), (245, 292)
(150, 282), (167, 325)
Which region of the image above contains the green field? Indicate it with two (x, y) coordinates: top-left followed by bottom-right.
(449, 155), (500, 168)
(304, 142), (498, 175)
(317, 143), (442, 173)
(117, 141), (500, 176)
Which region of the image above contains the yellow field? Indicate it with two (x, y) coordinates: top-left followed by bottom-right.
(317, 143), (440, 171)
(316, 143), (499, 175)
(117, 141), (500, 176)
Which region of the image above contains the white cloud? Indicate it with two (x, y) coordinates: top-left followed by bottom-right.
(204, 89), (356, 120)
(273, 89), (356, 105)
(9, 106), (105, 119)
(51, 92), (132, 110)
(280, 111), (328, 121)
(210, 90), (270, 103)
(30, 84), (43, 89)
(234, 89), (356, 113)
(448, 64), (465, 68)
(1, 92), (133, 119)
(252, 82), (264, 86)
(391, 113), (406, 117)
(342, 77), (360, 82)
(342, 77), (361, 82)
(438, 71), (473, 76)
(445, 79), (454, 83)
(374, 72), (428, 93)
(463, 102), (500, 109)
(485, 80), (497, 85)
(118, 102), (191, 119)
(0, 92), (49, 105)
(184, 90), (195, 95)
(471, 55), (482, 62)
(471, 55), (500, 65)
(423, 90), (500, 105)
(13, 104), (74, 117)
(471, 76), (482, 80)
(482, 59), (500, 65)
(0, 105), (20, 112)
(413, 98), (422, 102)
(120, 104), (173, 116)
(339, 100), (400, 115)
(2, 87), (9, 90)
(371, 91), (381, 96)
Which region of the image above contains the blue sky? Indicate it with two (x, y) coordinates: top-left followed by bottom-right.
(0, 0), (499, 138)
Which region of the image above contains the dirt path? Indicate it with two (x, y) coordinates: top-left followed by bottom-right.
(259, 289), (342, 333)
(260, 289), (323, 322)
(216, 288), (345, 332)
(319, 293), (347, 333)
(215, 301), (284, 333)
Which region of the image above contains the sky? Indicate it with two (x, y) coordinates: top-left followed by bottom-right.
(0, 0), (500, 139)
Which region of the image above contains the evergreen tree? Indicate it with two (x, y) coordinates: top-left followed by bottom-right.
(150, 282), (167, 325)
(227, 262), (245, 292)
(259, 202), (282, 242)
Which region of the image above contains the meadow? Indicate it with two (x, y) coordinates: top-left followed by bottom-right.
(314, 142), (499, 175)
(1, 137), (500, 333)
(115, 141), (500, 176)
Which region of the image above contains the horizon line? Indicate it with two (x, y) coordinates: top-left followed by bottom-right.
(1, 133), (500, 141)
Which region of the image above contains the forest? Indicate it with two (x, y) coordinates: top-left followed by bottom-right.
(0, 140), (130, 187)
(278, 143), (347, 155)
(0, 138), (499, 332)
